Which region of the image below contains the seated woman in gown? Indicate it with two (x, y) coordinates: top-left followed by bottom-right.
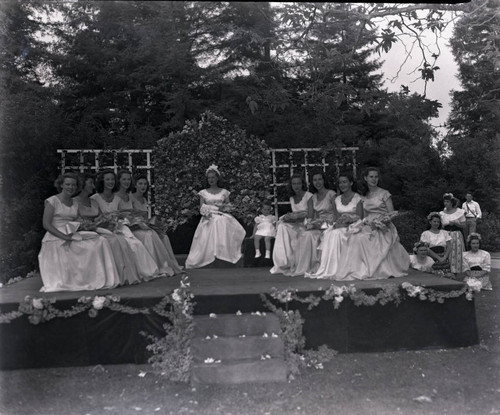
(38, 172), (120, 292)
(185, 164), (246, 269)
(420, 212), (452, 273)
(333, 167), (410, 280)
(270, 173), (313, 276)
(439, 193), (466, 276)
(306, 171), (363, 279)
(409, 241), (435, 273)
(115, 169), (179, 276)
(91, 169), (159, 282)
(292, 171), (336, 276)
(463, 233), (492, 290)
(130, 173), (183, 274)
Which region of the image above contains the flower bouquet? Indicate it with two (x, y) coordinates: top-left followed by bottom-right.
(77, 218), (98, 232)
(280, 211), (307, 223)
(334, 213), (360, 229)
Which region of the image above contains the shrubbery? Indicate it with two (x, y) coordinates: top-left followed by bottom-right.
(393, 210), (429, 253)
(477, 212), (500, 252)
(153, 111), (271, 231)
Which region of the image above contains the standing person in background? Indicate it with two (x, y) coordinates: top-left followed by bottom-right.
(462, 192), (482, 242)
(440, 193), (466, 276)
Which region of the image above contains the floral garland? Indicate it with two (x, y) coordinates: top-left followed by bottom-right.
(266, 278), (482, 313)
(142, 275), (195, 383)
(260, 294), (337, 380)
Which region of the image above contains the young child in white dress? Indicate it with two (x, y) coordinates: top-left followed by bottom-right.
(409, 241), (435, 273)
(252, 200), (277, 259)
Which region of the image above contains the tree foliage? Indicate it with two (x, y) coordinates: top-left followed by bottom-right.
(2, 0), (497, 278)
(445, 0), (500, 213)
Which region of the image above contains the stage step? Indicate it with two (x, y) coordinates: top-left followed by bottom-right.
(191, 358), (287, 385)
(193, 313), (281, 337)
(192, 335), (284, 361)
(191, 313), (287, 385)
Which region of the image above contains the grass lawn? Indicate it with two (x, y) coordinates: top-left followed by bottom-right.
(1, 272), (499, 415)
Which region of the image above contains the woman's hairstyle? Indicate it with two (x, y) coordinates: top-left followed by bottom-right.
(309, 170), (331, 193)
(426, 211), (442, 228)
(54, 172), (80, 193)
(362, 166), (380, 179)
(288, 173), (308, 196)
(337, 170), (357, 193)
(116, 169), (133, 192)
(413, 241), (430, 254)
(443, 192), (459, 207)
(72, 172), (96, 197)
(467, 232), (481, 246)
(131, 173), (150, 194)
(262, 199), (273, 207)
(95, 169), (118, 193)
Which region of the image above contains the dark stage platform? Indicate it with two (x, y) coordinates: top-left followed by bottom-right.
(0, 268), (479, 370)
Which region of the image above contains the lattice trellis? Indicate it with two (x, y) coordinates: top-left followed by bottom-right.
(58, 149), (153, 217)
(269, 147), (358, 216)
(58, 147), (358, 218)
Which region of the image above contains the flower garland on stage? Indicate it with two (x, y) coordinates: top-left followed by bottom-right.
(0, 276), (192, 325)
(141, 276), (195, 383)
(262, 278), (482, 314)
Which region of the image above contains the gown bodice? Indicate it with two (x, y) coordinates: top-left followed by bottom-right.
(312, 190), (336, 217)
(363, 189), (391, 219)
(75, 198), (100, 219)
(199, 188), (230, 207)
(131, 194), (149, 213)
(91, 193), (121, 213)
(42, 196), (80, 242)
(290, 192), (313, 213)
(335, 193), (362, 215)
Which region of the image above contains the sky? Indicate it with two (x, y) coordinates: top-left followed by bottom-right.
(378, 14), (461, 134)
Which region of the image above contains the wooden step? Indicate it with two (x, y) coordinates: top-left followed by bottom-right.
(193, 313), (281, 337)
(192, 335), (284, 361)
(191, 357), (287, 385)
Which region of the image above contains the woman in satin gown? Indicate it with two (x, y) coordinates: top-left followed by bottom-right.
(130, 173), (183, 274)
(270, 173), (313, 276)
(291, 171), (336, 276)
(74, 172), (143, 285)
(306, 171), (363, 279)
(334, 167), (410, 280)
(115, 169), (179, 276)
(91, 169), (159, 282)
(38, 172), (120, 292)
(185, 165), (246, 269)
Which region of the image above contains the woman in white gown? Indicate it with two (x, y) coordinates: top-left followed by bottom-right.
(334, 167), (410, 280)
(130, 173), (183, 274)
(306, 172), (363, 279)
(91, 169), (159, 282)
(38, 172), (120, 292)
(292, 172), (336, 276)
(185, 164), (246, 268)
(74, 172), (141, 285)
(115, 169), (178, 276)
(439, 193), (466, 275)
(270, 173), (313, 276)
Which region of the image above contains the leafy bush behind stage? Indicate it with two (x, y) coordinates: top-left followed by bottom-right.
(154, 111), (271, 231)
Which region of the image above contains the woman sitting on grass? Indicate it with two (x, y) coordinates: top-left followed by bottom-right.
(409, 241), (435, 273)
(463, 233), (492, 290)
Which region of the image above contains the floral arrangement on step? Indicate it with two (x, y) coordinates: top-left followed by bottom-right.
(260, 294), (337, 380)
(154, 111), (271, 231)
(142, 275), (195, 383)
